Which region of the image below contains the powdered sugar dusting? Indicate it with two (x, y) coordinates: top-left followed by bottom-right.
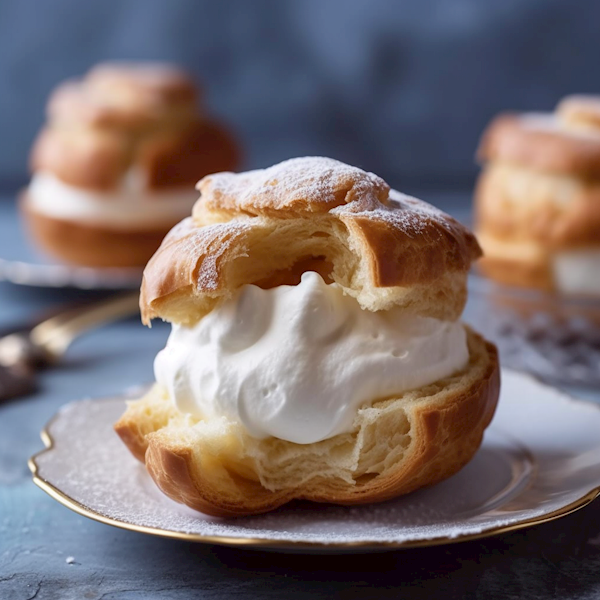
(32, 371), (600, 549)
(143, 160), (478, 307)
(334, 188), (470, 244)
(195, 156), (471, 243)
(196, 157), (389, 214)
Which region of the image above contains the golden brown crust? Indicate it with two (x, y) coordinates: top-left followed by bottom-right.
(30, 127), (131, 192)
(114, 329), (499, 517)
(139, 120), (241, 190)
(473, 162), (600, 291)
(47, 63), (199, 130)
(20, 197), (177, 268)
(478, 113), (600, 179)
(31, 61), (239, 192)
(474, 163), (600, 248)
(143, 441), (290, 517)
(195, 155), (391, 217)
(114, 420), (149, 463)
(140, 158), (481, 324)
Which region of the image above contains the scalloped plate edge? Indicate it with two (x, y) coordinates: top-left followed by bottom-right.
(28, 378), (600, 552)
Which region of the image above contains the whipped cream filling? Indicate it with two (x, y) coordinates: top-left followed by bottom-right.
(27, 171), (198, 229)
(553, 249), (600, 296)
(154, 272), (469, 445)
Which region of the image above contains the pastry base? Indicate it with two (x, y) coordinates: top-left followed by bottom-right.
(115, 328), (499, 517)
(21, 197), (176, 268)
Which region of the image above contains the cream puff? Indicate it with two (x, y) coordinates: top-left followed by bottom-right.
(475, 95), (600, 295)
(115, 157), (499, 517)
(22, 62), (240, 268)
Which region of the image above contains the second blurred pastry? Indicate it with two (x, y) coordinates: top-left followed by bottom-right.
(474, 96), (600, 295)
(22, 62), (240, 268)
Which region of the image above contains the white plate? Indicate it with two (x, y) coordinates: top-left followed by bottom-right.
(29, 371), (600, 552)
(0, 202), (141, 289)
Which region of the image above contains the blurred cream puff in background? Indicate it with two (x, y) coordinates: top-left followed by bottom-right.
(474, 95), (600, 297)
(21, 61), (240, 268)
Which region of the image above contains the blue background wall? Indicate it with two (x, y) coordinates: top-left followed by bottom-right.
(1, 0), (599, 193)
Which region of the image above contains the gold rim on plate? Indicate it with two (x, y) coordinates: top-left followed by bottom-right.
(28, 400), (600, 552)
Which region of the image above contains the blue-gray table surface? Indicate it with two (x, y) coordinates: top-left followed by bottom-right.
(1, 196), (599, 600)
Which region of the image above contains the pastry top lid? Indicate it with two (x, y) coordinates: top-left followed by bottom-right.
(47, 62), (199, 130)
(29, 62), (240, 192)
(557, 95), (600, 131)
(140, 157), (481, 325)
(478, 96), (600, 179)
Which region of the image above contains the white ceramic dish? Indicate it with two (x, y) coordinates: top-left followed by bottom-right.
(29, 370), (600, 553)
